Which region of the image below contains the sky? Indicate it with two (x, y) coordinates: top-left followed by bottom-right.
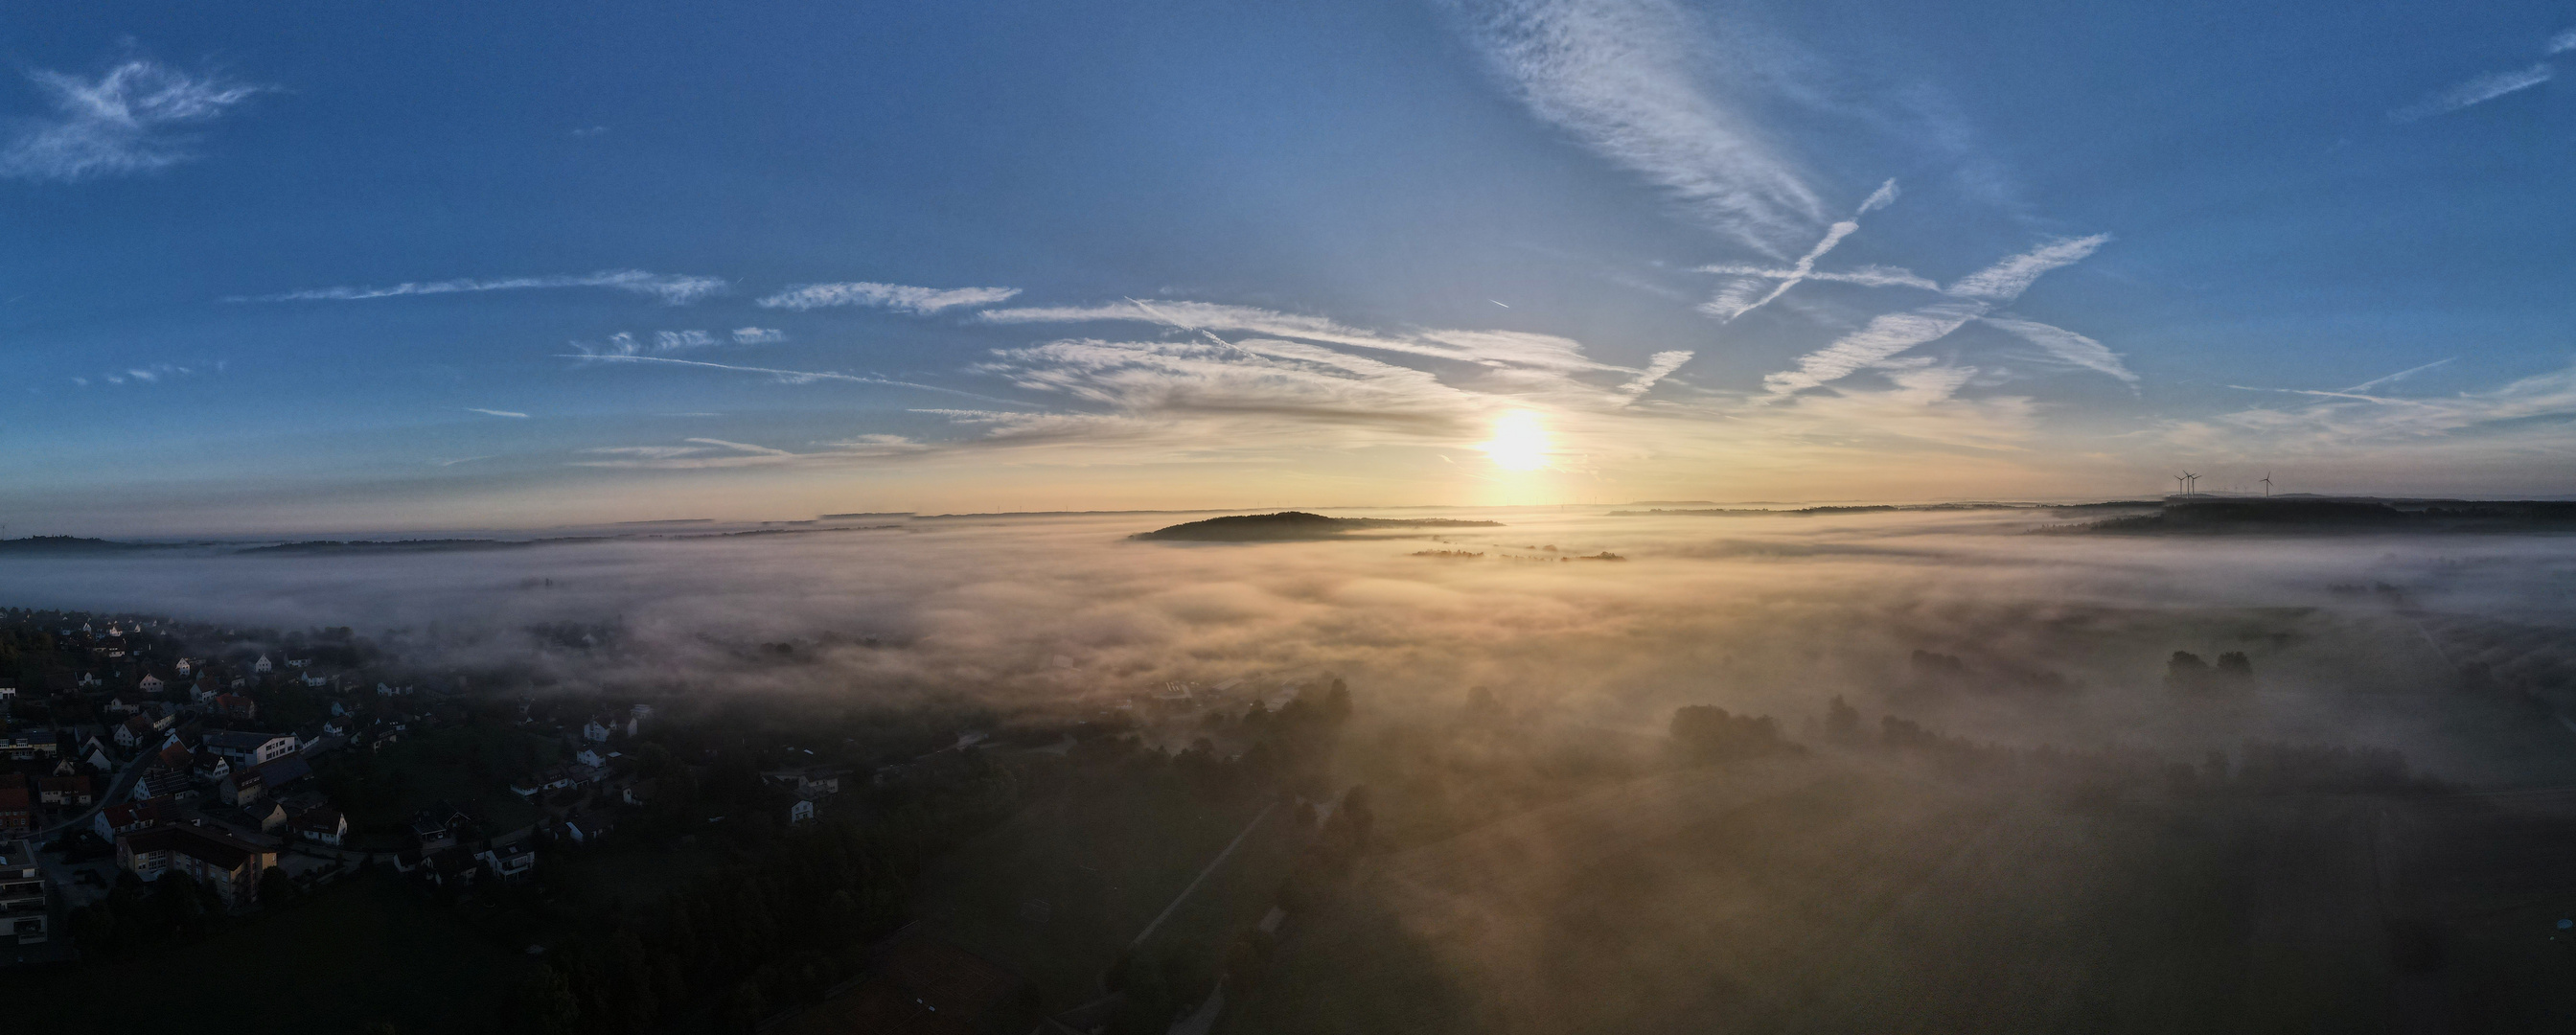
(2, 0), (2573, 534)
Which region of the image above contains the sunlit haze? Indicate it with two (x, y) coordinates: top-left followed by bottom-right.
(4, 5), (2576, 1033)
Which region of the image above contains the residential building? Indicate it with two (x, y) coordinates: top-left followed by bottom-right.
(94, 797), (174, 841)
(475, 842), (538, 883)
(36, 775), (92, 807)
(293, 808), (347, 847)
(116, 823), (276, 908)
(0, 777), (30, 839)
(200, 730), (298, 767)
(0, 840), (47, 945)
(582, 718), (613, 743)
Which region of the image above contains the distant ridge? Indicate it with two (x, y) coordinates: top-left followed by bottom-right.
(1134, 512), (1504, 541)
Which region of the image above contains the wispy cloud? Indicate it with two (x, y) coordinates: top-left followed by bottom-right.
(573, 435), (927, 470)
(2344, 357), (2453, 394)
(756, 282), (1023, 313)
(1977, 314), (2137, 388)
(1451, 0), (1822, 253)
(465, 407), (529, 419)
(2176, 363), (2576, 460)
(1762, 235), (2109, 395)
(1698, 178), (1900, 320)
(2390, 63), (2553, 122)
(74, 361), (207, 387)
(731, 327), (786, 344)
(559, 352), (1023, 404)
(0, 60), (264, 182)
(2550, 28), (2576, 55)
(656, 330), (716, 351)
(232, 269), (726, 305)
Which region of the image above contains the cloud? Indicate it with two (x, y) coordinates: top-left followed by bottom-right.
(655, 330), (717, 351)
(2550, 29), (2576, 55)
(75, 361), (203, 387)
(2342, 357), (2453, 394)
(980, 298), (1665, 378)
(1450, 0), (1823, 253)
(756, 282), (1023, 313)
(732, 327), (787, 345)
(1698, 178), (1901, 321)
(0, 60), (263, 182)
(233, 270), (727, 305)
(1762, 235), (2109, 395)
(1977, 315), (2137, 387)
(2178, 362), (2576, 459)
(465, 408), (530, 419)
(2390, 63), (2553, 122)
(573, 435), (927, 470)
(558, 352), (1024, 405)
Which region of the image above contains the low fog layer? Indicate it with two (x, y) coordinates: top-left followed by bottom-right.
(9, 508), (2575, 781)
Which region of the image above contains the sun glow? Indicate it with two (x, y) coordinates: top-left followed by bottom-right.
(1481, 409), (1552, 472)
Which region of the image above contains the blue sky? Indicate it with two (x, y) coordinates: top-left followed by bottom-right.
(4, 0), (2573, 533)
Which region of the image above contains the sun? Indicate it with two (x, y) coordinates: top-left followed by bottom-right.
(1481, 410), (1552, 472)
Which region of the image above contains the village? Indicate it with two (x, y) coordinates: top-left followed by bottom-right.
(0, 607), (871, 968)
(0, 603), (1378, 1034)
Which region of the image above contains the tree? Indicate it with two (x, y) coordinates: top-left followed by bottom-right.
(1825, 696), (1862, 745)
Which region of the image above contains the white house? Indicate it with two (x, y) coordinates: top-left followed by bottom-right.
(582, 718), (613, 743)
(173, 658), (193, 676)
(293, 809), (347, 847)
(627, 703), (654, 735)
(252, 655), (272, 674)
(137, 674), (164, 693)
(575, 748), (606, 768)
(789, 799), (816, 824)
(476, 843), (538, 882)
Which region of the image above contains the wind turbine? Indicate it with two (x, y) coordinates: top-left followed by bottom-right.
(2188, 473), (2200, 495)
(2174, 473), (2189, 496)
(2261, 472), (2272, 498)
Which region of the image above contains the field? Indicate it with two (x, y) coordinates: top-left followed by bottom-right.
(910, 764), (1311, 1006)
(1228, 754), (2446, 1034)
(0, 875), (526, 1034)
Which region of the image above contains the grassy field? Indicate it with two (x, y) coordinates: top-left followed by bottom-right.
(0, 875), (526, 1034)
(1229, 754), (2429, 1034)
(910, 770), (1302, 1006)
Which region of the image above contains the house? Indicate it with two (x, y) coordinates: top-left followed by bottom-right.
(293, 808), (347, 847)
(37, 775), (93, 807)
(78, 672), (102, 688)
(136, 768), (197, 801)
(116, 822), (276, 907)
(562, 814), (614, 844)
(285, 656), (310, 669)
(510, 765), (580, 798)
(114, 714), (156, 749)
(627, 703), (654, 735)
(475, 842), (538, 883)
(191, 683), (219, 706)
(0, 727), (58, 761)
(173, 657), (193, 676)
(582, 718), (613, 743)
(104, 696), (140, 715)
(411, 815), (455, 854)
(0, 839), (49, 945)
(252, 754), (311, 794)
(375, 682), (411, 697)
(91, 798), (172, 842)
(299, 672), (329, 689)
(790, 799), (815, 824)
(217, 769), (264, 806)
(575, 748), (606, 768)
(0, 778), (30, 838)
(213, 694), (258, 721)
(251, 655), (272, 674)
(622, 778), (659, 807)
(137, 674), (165, 693)
(238, 799), (289, 835)
(200, 730), (298, 767)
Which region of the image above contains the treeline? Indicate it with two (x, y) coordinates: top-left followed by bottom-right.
(517, 754), (1024, 1034)
(1821, 695), (2430, 797)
